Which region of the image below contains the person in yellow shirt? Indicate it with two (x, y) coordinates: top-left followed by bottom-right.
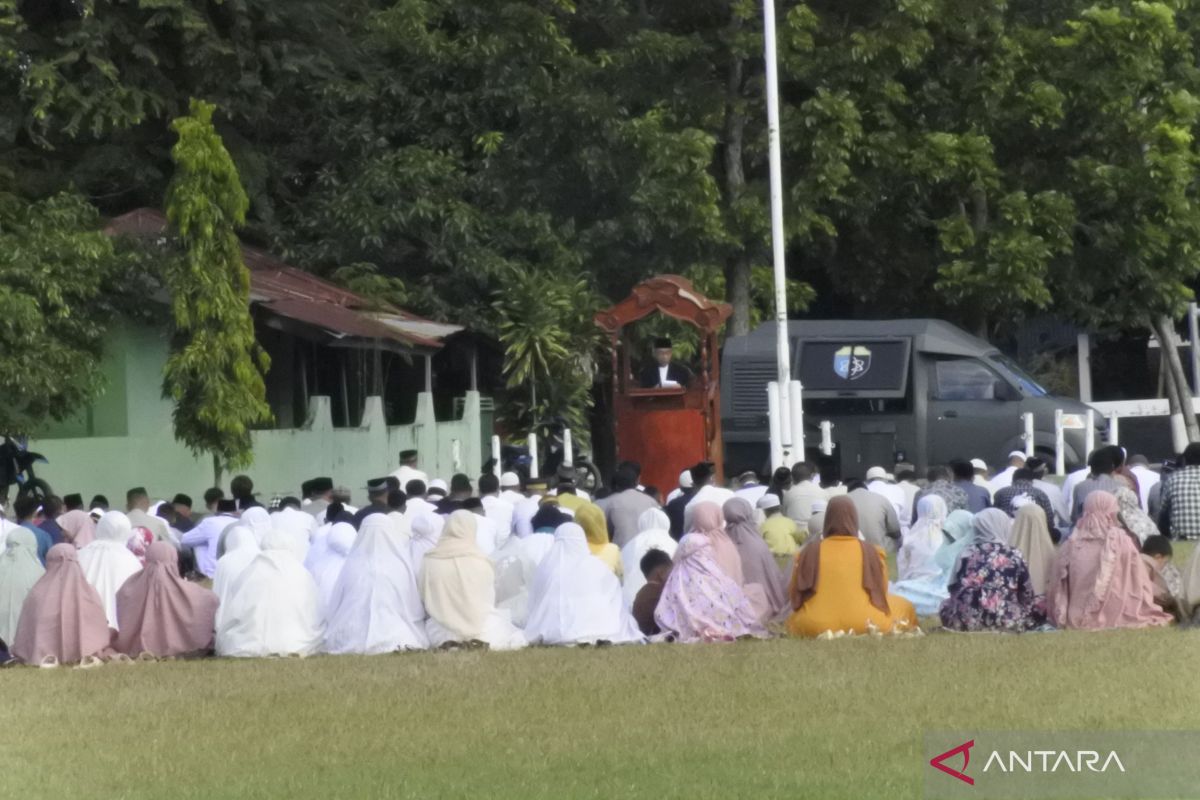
(786, 495), (917, 637)
(757, 494), (799, 571)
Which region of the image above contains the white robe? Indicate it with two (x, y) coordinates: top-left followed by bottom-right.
(78, 511), (143, 629)
(213, 526), (260, 631)
(409, 512), (445, 573)
(323, 515), (427, 654)
(481, 495), (515, 548)
(493, 532), (554, 627)
(271, 507), (315, 563)
(216, 529), (324, 658)
(523, 523), (643, 646)
(619, 509), (678, 609)
(311, 523), (357, 617)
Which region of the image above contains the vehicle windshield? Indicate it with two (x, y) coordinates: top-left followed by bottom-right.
(988, 354), (1048, 397)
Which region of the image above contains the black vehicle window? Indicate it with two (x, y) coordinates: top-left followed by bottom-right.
(933, 358), (1000, 401)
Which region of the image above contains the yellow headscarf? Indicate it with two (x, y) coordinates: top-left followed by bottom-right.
(574, 503), (622, 576)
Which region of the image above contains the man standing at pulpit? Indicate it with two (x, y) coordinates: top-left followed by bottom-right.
(639, 337), (691, 389)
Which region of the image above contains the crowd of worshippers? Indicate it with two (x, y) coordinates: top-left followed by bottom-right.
(1, 441), (1199, 668)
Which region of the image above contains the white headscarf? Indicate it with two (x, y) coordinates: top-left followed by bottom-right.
(493, 524), (555, 628)
(216, 527), (324, 658)
(271, 507), (316, 562)
(78, 510), (143, 629)
(323, 514), (428, 654)
(898, 495), (947, 581)
(619, 508), (678, 609)
(523, 523), (644, 645)
(213, 525), (260, 630)
(240, 507), (273, 545)
(311, 523), (357, 616)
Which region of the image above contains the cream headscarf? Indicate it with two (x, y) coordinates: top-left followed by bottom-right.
(419, 511), (495, 639)
(1009, 503), (1057, 596)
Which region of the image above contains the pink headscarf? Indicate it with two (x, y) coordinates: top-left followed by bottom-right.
(688, 502), (744, 585)
(1047, 491), (1172, 630)
(653, 533), (766, 643)
(57, 510), (96, 549)
(12, 544), (112, 665)
(114, 541), (218, 658)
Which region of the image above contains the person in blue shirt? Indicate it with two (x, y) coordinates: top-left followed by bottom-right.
(14, 496), (52, 564)
(952, 459), (992, 514)
(37, 495), (65, 545)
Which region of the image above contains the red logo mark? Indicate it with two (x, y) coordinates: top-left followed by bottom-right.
(930, 740), (975, 786)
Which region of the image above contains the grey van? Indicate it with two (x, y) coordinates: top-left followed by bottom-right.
(721, 320), (1099, 477)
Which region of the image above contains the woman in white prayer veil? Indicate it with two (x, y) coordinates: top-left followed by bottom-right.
(323, 514), (428, 654)
(420, 510), (525, 650)
(311, 522), (357, 616)
(216, 527), (324, 658)
(78, 510), (143, 629)
(620, 508), (678, 609)
(213, 525), (259, 630)
(216, 506), (273, 558)
(493, 526), (555, 628)
(524, 523), (644, 646)
(271, 506), (315, 562)
(409, 512), (445, 572)
(890, 495), (952, 616)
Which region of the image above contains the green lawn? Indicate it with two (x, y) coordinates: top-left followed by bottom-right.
(4, 626), (1198, 799)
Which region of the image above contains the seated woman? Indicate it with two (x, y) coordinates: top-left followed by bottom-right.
(891, 496), (951, 616)
(1008, 503), (1056, 598)
(0, 530), (45, 657)
(12, 544), (113, 667)
(216, 528), (325, 658)
(419, 510), (526, 650)
(688, 502), (743, 584)
(523, 523), (643, 645)
(786, 496), (917, 637)
(574, 503), (623, 577)
(78, 511), (144, 631)
(723, 498), (788, 623)
(1047, 491), (1172, 630)
(310, 522), (357, 617)
(654, 533), (766, 643)
(939, 508), (1046, 632)
(933, 509), (977, 577)
(323, 514), (428, 655)
(115, 541), (219, 658)
(619, 509), (677, 610)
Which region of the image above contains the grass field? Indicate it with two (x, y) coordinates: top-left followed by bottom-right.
(4, 623), (1199, 799)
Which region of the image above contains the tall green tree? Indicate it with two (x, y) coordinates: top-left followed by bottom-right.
(1044, 0), (1200, 440)
(0, 176), (120, 433)
(162, 99), (269, 475)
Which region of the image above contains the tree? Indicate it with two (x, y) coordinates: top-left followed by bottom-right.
(0, 178), (120, 433)
(162, 99), (269, 476)
(492, 267), (602, 447)
(1045, 1), (1200, 442)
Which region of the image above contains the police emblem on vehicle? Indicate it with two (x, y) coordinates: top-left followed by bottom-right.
(833, 345), (872, 381)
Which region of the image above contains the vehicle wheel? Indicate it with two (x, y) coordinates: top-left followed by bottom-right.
(574, 461), (603, 494)
(17, 478), (52, 504)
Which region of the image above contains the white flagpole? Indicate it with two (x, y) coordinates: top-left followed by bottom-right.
(762, 0), (795, 466)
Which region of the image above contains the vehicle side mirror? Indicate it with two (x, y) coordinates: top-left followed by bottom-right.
(993, 380), (1019, 401)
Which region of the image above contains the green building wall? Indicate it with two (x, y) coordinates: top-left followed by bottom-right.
(31, 323), (484, 504)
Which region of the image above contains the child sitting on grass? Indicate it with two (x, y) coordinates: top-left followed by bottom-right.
(1141, 535), (1183, 620)
(632, 549), (673, 636)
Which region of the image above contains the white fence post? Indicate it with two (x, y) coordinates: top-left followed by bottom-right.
(451, 439), (462, 474)
(562, 428), (574, 467)
(1022, 412), (1035, 458)
(767, 381), (783, 471)
(1084, 409), (1095, 458)
(527, 433), (538, 479)
(1054, 410), (1066, 476)
(788, 380), (805, 464)
(819, 420), (833, 457)
(490, 435), (501, 479)
(1107, 412), (1119, 446)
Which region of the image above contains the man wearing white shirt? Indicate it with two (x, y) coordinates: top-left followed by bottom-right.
(402, 479), (440, 525)
(733, 471), (768, 507)
(498, 472), (526, 507)
(390, 449), (428, 490)
(638, 337), (691, 388)
(865, 466), (908, 533)
(513, 478), (549, 537)
(461, 497), (497, 555)
(479, 473), (514, 548)
(180, 499), (238, 579)
(683, 462), (734, 530)
(988, 451), (1027, 494)
(1128, 454), (1160, 510)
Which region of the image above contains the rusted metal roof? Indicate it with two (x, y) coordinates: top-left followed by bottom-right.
(105, 209), (461, 351)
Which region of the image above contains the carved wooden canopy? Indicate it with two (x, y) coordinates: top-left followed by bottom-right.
(594, 275), (732, 335)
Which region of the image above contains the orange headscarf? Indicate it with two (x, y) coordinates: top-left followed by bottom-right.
(788, 495), (889, 613)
